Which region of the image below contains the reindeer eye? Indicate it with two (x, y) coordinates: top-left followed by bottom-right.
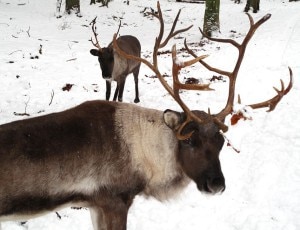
(183, 137), (199, 146)
(184, 138), (193, 145)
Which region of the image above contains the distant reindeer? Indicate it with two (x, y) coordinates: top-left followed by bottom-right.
(90, 18), (141, 103)
(0, 3), (293, 230)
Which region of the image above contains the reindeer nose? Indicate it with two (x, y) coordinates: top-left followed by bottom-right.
(207, 176), (226, 194)
(102, 75), (112, 80)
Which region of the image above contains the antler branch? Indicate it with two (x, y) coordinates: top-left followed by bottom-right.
(247, 67), (293, 111)
(89, 16), (102, 50)
(159, 8), (193, 48)
(114, 1), (212, 139)
(152, 2), (193, 68)
(185, 13), (286, 131)
(184, 39), (231, 76)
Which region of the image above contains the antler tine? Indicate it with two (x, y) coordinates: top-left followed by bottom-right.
(90, 16), (102, 50)
(159, 9), (193, 48)
(248, 67), (293, 111)
(152, 2), (193, 68)
(172, 46), (213, 91)
(172, 45), (207, 114)
(153, 2), (193, 49)
(116, 20), (122, 37)
(184, 39), (230, 77)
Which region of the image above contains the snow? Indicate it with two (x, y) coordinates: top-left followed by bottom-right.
(0, 0), (299, 229)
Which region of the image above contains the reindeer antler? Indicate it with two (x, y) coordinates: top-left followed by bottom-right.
(113, 1), (212, 139)
(185, 13), (293, 131)
(146, 2), (193, 70)
(90, 16), (102, 51)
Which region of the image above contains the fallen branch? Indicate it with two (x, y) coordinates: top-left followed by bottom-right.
(66, 58), (77, 62)
(14, 96), (30, 116)
(26, 26), (31, 37)
(49, 90), (55, 106)
(9, 50), (22, 55)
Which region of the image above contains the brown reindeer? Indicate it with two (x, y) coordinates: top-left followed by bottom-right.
(0, 3), (293, 230)
(90, 18), (141, 103)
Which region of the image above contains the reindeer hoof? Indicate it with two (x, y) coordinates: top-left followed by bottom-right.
(134, 98), (140, 103)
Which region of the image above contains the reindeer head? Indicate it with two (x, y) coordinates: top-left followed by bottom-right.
(164, 109), (225, 194)
(113, 2), (293, 194)
(89, 17), (121, 80)
(90, 47), (114, 80)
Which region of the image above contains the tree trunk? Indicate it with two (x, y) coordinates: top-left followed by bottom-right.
(56, 0), (63, 18)
(66, 0), (80, 15)
(244, 0), (260, 13)
(203, 0), (220, 37)
(90, 0), (112, 7)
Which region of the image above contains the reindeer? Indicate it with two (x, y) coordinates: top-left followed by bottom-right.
(90, 18), (141, 103)
(0, 2), (293, 230)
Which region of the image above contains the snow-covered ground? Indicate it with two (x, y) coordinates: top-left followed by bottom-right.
(0, 0), (299, 229)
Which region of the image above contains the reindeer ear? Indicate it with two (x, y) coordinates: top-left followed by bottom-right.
(163, 110), (183, 130)
(90, 49), (100, 56)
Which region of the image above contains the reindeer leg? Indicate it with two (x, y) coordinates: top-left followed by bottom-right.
(133, 66), (140, 103)
(106, 81), (111, 101)
(90, 208), (106, 230)
(116, 77), (126, 102)
(90, 194), (134, 230)
(113, 84), (120, 102)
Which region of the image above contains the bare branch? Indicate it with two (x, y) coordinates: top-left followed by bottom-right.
(49, 90), (55, 106)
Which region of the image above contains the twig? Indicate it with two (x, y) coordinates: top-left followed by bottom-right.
(13, 112), (30, 116)
(55, 212), (62, 219)
(220, 132), (240, 153)
(49, 90), (54, 106)
(39, 44), (43, 55)
(14, 96), (30, 116)
(0, 23), (9, 26)
(9, 50), (22, 55)
(66, 58), (77, 62)
(26, 26), (31, 37)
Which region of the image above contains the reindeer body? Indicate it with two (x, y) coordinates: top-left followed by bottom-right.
(90, 35), (141, 103)
(2, 100), (223, 229)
